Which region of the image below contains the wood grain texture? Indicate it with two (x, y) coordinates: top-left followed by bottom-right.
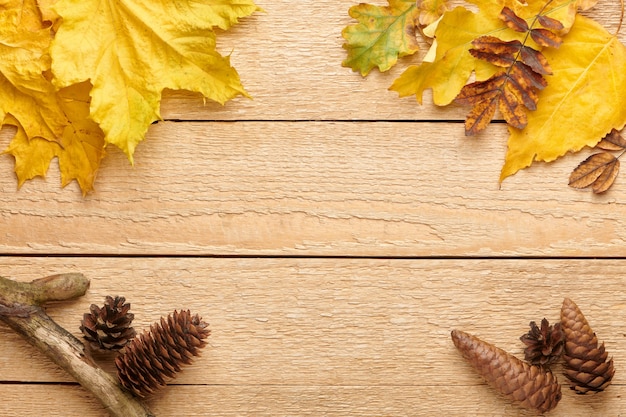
(0, 257), (624, 416)
(2, 1), (625, 416)
(2, 121), (625, 256)
(158, 0), (626, 121)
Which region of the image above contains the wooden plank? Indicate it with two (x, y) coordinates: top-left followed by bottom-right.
(0, 257), (624, 415)
(1, 384), (625, 416)
(157, 0), (626, 121)
(2, 121), (624, 256)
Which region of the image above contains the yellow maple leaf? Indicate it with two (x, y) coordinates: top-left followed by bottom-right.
(4, 82), (106, 194)
(500, 15), (626, 181)
(389, 0), (597, 106)
(50, 0), (259, 161)
(342, 0), (420, 76)
(0, 0), (67, 141)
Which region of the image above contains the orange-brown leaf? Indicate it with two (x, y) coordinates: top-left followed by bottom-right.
(508, 64), (541, 110)
(530, 28), (563, 48)
(470, 36), (551, 75)
(569, 152), (619, 193)
(537, 15), (565, 31)
(469, 37), (519, 68)
(596, 129), (626, 151)
(499, 82), (528, 129)
(499, 6), (529, 32)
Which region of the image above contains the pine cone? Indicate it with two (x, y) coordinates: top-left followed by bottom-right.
(520, 318), (564, 366)
(451, 329), (561, 413)
(115, 310), (210, 397)
(80, 296), (136, 351)
(561, 297), (615, 394)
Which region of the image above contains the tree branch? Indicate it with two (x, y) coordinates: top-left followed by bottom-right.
(0, 273), (154, 417)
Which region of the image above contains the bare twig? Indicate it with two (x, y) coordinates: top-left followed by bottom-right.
(0, 273), (154, 417)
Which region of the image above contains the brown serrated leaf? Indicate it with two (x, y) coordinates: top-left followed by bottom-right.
(508, 64), (541, 110)
(499, 6), (529, 32)
(569, 152), (619, 192)
(596, 129), (626, 151)
(530, 28), (563, 48)
(470, 36), (519, 68)
(509, 61), (548, 90)
(519, 46), (552, 75)
(537, 15), (565, 31)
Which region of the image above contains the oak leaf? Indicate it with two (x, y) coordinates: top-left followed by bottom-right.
(417, 0), (451, 26)
(50, 0), (259, 161)
(500, 15), (626, 181)
(342, 0), (419, 76)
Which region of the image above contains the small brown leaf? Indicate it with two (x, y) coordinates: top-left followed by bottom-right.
(530, 28), (562, 48)
(499, 6), (529, 32)
(537, 15), (564, 31)
(569, 152), (619, 193)
(592, 157), (619, 193)
(596, 129), (626, 151)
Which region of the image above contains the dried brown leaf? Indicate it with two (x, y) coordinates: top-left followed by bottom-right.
(537, 15), (565, 31)
(596, 129), (626, 151)
(499, 6), (529, 32)
(519, 46), (552, 75)
(530, 28), (563, 48)
(569, 152), (619, 193)
(593, 157), (619, 193)
(470, 36), (519, 68)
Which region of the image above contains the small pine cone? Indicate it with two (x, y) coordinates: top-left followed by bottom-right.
(561, 298), (615, 394)
(115, 310), (210, 397)
(80, 296), (136, 351)
(520, 318), (564, 366)
(451, 329), (561, 413)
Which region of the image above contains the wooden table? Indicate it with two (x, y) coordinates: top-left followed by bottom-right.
(1, 1), (624, 415)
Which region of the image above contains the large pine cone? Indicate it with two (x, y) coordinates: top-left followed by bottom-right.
(561, 298), (615, 394)
(452, 329), (561, 413)
(80, 296), (136, 351)
(520, 318), (564, 366)
(116, 310), (210, 397)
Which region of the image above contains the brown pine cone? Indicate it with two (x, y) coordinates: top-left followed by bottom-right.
(520, 318), (564, 366)
(451, 329), (561, 413)
(80, 295), (136, 351)
(561, 297), (615, 394)
(115, 310), (210, 397)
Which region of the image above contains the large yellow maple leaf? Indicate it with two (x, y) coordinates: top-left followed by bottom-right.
(500, 15), (626, 180)
(50, 0), (259, 161)
(0, 0), (66, 141)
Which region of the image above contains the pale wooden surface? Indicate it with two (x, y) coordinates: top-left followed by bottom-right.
(1, 1), (625, 416)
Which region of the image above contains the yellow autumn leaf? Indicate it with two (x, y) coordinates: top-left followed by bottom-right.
(500, 15), (626, 181)
(4, 82), (106, 194)
(3, 117), (59, 187)
(50, 0), (259, 161)
(0, 0), (66, 141)
(342, 0), (420, 76)
(417, 0), (451, 26)
(389, 0), (597, 106)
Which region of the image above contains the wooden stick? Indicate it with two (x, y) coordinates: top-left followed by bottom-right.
(0, 274), (154, 417)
